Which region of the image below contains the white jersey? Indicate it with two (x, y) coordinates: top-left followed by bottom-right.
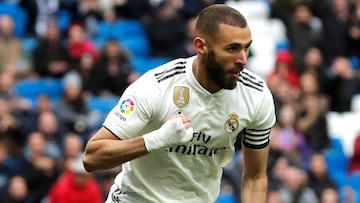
(103, 56), (276, 203)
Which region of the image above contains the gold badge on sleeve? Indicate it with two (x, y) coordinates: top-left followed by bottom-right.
(173, 86), (189, 108)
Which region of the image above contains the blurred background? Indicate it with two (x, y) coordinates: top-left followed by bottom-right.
(0, 0), (359, 202)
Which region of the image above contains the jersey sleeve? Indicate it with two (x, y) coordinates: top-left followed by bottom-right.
(103, 72), (161, 140)
(243, 84), (276, 149)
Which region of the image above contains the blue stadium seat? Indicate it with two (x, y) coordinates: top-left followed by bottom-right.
(131, 57), (171, 74)
(13, 78), (63, 109)
(57, 10), (72, 33)
(325, 149), (349, 173)
(349, 172), (360, 190)
(86, 96), (119, 127)
(120, 37), (150, 58)
(330, 137), (345, 154)
(95, 21), (113, 40)
(21, 37), (38, 53)
(215, 192), (236, 203)
(111, 20), (147, 40)
(328, 170), (350, 189)
(0, 3), (27, 37)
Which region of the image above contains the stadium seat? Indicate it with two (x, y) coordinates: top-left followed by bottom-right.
(13, 78), (63, 109)
(215, 192), (236, 203)
(120, 36), (150, 58)
(325, 149), (349, 173)
(57, 10), (72, 33)
(131, 57), (171, 74)
(0, 3), (28, 37)
(86, 96), (119, 127)
(330, 137), (345, 154)
(21, 37), (38, 53)
(328, 170), (350, 189)
(111, 20), (147, 40)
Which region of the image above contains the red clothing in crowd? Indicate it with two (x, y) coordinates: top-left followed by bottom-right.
(267, 50), (300, 88)
(349, 134), (360, 174)
(48, 170), (103, 203)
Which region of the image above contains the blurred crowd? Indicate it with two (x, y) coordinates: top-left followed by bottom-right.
(0, 0), (359, 203)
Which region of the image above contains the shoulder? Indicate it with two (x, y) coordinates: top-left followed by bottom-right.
(238, 68), (267, 93)
(145, 57), (189, 84)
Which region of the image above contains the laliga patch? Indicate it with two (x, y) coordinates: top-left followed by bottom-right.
(116, 97), (136, 124)
(224, 113), (239, 133)
(173, 86), (190, 108)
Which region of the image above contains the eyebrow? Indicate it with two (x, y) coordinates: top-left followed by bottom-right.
(228, 40), (252, 48)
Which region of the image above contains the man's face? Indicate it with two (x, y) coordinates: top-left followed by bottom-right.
(203, 24), (252, 90)
(205, 49), (238, 89)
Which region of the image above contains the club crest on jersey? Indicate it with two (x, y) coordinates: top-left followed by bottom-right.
(173, 86), (189, 108)
(224, 113), (239, 133)
(115, 96), (135, 124)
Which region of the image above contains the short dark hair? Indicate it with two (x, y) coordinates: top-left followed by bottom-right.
(194, 4), (248, 40)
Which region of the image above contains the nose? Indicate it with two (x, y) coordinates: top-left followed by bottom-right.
(234, 49), (248, 65)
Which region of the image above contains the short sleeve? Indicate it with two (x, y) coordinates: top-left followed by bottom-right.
(243, 85), (276, 149)
(103, 73), (161, 139)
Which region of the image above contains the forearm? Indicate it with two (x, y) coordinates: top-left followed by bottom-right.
(83, 132), (148, 172)
(241, 175), (268, 203)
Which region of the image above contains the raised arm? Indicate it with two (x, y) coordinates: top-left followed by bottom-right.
(83, 113), (193, 172)
(83, 127), (148, 172)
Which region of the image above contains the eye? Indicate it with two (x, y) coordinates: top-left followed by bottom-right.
(226, 46), (240, 53)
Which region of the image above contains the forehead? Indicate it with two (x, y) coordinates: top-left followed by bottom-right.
(212, 23), (251, 46)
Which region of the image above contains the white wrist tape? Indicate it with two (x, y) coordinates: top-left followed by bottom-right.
(143, 117), (193, 151)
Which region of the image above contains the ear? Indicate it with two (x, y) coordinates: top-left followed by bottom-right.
(193, 37), (206, 55)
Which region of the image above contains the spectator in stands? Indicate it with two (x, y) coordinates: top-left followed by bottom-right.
(179, 15), (197, 57)
(267, 50), (301, 113)
(307, 153), (337, 200)
(32, 20), (72, 78)
(76, 52), (104, 97)
(72, 0), (105, 38)
(67, 23), (99, 66)
(323, 56), (360, 112)
(36, 111), (64, 159)
(112, 0), (153, 22)
(0, 140), (17, 192)
(278, 165), (319, 203)
(99, 39), (139, 96)
(57, 71), (100, 139)
(317, 0), (352, 66)
(296, 93), (330, 153)
(58, 132), (84, 171)
(348, 0), (360, 60)
(302, 47), (329, 95)
(0, 175), (31, 203)
(0, 98), (27, 157)
(19, 0), (59, 37)
(145, 1), (187, 58)
(267, 50), (300, 91)
(48, 156), (103, 203)
(286, 2), (323, 74)
(0, 99), (19, 138)
(268, 0), (296, 29)
(319, 187), (340, 203)
(270, 104), (309, 168)
(0, 14), (29, 78)
(0, 73), (30, 113)
(22, 131), (59, 202)
(299, 71), (320, 95)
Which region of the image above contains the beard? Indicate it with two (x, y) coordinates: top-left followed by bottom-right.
(205, 50), (239, 90)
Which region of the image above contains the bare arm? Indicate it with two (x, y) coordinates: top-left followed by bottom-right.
(83, 113), (193, 172)
(241, 145), (269, 203)
(83, 127), (148, 172)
